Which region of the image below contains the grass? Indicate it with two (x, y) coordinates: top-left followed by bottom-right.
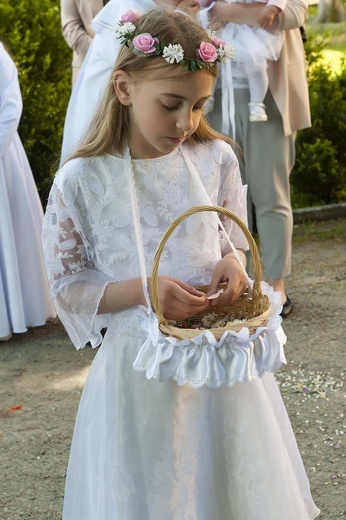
(292, 218), (346, 243)
(306, 5), (346, 74)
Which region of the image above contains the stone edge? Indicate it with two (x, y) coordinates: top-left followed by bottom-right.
(293, 203), (346, 224)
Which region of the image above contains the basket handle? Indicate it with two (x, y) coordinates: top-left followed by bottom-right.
(151, 205), (263, 321)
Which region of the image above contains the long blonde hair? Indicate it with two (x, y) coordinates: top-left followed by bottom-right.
(70, 7), (230, 160)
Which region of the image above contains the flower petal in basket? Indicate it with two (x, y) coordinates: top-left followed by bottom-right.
(133, 282), (287, 388)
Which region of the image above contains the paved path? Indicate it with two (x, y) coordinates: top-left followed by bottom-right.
(1, 218), (345, 519)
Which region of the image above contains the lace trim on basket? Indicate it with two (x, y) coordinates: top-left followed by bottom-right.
(133, 282), (287, 388)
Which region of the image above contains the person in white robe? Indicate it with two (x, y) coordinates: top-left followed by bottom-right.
(0, 42), (56, 340)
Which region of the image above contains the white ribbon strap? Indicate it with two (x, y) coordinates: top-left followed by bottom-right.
(125, 146), (152, 311)
(221, 50), (236, 138)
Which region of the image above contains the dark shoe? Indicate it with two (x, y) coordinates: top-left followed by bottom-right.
(280, 294), (293, 318)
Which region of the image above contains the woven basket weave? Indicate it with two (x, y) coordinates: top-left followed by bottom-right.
(151, 205), (272, 339)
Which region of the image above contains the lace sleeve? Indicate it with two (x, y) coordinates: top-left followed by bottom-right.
(42, 181), (114, 349)
(218, 148), (249, 255)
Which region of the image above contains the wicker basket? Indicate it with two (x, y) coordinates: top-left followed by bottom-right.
(151, 205), (272, 339)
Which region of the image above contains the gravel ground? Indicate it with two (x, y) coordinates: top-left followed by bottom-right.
(1, 218), (345, 519)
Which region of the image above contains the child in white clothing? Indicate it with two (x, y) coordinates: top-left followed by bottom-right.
(42, 7), (319, 519)
(199, 0), (285, 121)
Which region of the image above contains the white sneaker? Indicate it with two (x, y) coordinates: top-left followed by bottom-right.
(0, 333), (12, 341)
(249, 102), (268, 122)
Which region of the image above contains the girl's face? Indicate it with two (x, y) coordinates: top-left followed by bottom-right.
(114, 69), (214, 159)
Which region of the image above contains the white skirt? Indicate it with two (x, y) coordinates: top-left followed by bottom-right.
(222, 23), (284, 72)
(0, 134), (56, 337)
(62, 313), (320, 520)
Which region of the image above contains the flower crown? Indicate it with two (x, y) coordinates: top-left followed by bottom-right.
(115, 10), (235, 72)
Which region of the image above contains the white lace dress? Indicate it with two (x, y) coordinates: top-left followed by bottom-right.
(0, 42), (56, 338)
(42, 140), (320, 519)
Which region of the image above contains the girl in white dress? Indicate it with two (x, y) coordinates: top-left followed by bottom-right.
(0, 42), (56, 340)
(42, 7), (320, 519)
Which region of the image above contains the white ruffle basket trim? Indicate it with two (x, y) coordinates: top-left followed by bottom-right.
(133, 282), (287, 388)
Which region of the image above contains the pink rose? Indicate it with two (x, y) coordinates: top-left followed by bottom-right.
(198, 41), (217, 62)
(211, 37), (226, 49)
(120, 9), (141, 23)
(132, 33), (159, 54)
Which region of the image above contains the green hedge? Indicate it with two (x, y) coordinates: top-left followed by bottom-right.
(0, 0), (71, 206)
(292, 34), (346, 207)
(1, 2), (345, 209)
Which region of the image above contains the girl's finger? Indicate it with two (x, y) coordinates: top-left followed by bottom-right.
(173, 285), (208, 307)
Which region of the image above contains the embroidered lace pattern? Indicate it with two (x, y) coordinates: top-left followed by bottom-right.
(42, 140), (248, 349)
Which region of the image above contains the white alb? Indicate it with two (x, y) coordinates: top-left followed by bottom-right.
(0, 42), (56, 338)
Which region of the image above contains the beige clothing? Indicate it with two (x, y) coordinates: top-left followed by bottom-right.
(61, 0), (104, 84)
(269, 0), (311, 135)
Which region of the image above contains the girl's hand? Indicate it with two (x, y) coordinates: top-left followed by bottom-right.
(207, 252), (248, 307)
(148, 276), (209, 321)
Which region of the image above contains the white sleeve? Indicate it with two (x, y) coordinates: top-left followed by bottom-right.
(0, 44), (22, 159)
(42, 177), (114, 349)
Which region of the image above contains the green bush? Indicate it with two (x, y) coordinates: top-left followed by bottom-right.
(292, 34), (346, 207)
(0, 0), (71, 206)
